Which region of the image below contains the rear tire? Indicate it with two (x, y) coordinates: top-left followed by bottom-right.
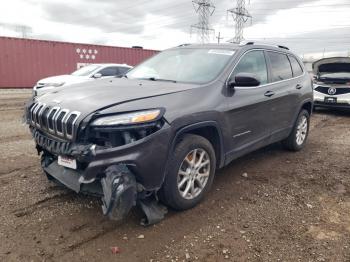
(282, 109), (310, 151)
(159, 134), (216, 211)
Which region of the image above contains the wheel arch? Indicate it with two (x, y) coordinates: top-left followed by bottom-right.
(301, 100), (313, 115)
(169, 121), (225, 169)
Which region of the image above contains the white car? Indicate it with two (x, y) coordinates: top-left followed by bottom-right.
(33, 63), (132, 96)
(313, 57), (350, 109)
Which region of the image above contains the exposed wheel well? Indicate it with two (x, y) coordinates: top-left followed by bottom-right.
(302, 101), (313, 115)
(178, 126), (222, 168)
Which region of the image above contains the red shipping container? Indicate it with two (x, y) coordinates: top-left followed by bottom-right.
(0, 37), (158, 88)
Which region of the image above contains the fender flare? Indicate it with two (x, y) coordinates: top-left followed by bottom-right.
(165, 121), (226, 174)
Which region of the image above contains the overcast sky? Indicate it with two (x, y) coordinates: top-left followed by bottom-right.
(1, 0), (350, 59)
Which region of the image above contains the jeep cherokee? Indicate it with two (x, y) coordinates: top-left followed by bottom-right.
(25, 43), (313, 225)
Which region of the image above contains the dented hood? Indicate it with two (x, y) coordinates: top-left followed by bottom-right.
(35, 77), (198, 119)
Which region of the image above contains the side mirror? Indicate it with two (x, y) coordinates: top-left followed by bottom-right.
(93, 73), (102, 79)
(228, 73), (261, 88)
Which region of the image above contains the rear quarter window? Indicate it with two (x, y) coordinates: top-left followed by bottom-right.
(289, 56), (304, 77)
(118, 67), (131, 75)
(267, 52), (293, 82)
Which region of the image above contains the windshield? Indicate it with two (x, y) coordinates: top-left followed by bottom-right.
(126, 48), (235, 84)
(72, 65), (100, 76)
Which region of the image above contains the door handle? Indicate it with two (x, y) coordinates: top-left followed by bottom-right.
(296, 84), (303, 90)
(264, 91), (275, 97)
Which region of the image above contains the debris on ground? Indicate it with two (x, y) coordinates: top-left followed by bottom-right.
(110, 246), (120, 254)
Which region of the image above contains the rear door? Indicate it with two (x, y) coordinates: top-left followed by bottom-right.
(265, 51), (297, 138)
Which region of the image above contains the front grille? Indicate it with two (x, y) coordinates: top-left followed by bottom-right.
(28, 102), (81, 140)
(315, 86), (350, 95)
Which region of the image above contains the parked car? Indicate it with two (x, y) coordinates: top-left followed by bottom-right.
(313, 57), (350, 109)
(33, 63), (132, 96)
(25, 43), (313, 225)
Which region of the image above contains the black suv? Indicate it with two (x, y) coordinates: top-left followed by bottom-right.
(25, 43), (313, 225)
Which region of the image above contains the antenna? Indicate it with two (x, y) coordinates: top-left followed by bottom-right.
(227, 0), (252, 44)
(190, 0), (215, 44)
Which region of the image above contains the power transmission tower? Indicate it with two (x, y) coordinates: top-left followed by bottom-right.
(227, 0), (251, 43)
(191, 0), (215, 44)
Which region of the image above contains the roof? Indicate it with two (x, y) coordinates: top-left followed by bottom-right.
(174, 42), (294, 54)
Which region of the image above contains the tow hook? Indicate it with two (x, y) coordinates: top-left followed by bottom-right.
(101, 165), (137, 222)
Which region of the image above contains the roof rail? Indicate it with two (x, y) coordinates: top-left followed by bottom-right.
(178, 43), (191, 47)
(242, 41), (290, 50)
(277, 45), (290, 50)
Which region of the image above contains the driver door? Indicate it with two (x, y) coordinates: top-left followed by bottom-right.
(225, 50), (273, 158)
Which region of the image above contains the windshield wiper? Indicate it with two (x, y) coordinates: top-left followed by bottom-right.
(146, 77), (177, 83)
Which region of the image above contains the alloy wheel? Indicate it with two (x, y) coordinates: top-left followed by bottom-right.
(296, 115), (308, 146)
(177, 148), (211, 200)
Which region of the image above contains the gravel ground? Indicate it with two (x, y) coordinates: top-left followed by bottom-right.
(0, 89), (349, 262)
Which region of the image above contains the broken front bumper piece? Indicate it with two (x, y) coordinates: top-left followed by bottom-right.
(42, 158), (167, 225)
(101, 165), (137, 221)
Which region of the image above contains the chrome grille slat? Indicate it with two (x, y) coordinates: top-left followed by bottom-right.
(65, 112), (81, 139)
(30, 103), (39, 124)
(55, 109), (69, 136)
(28, 102), (80, 140)
(33, 103), (43, 127)
(48, 107), (59, 133)
(37, 103), (46, 128)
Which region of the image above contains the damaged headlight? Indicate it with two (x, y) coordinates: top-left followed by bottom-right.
(91, 109), (162, 126)
(88, 109), (165, 147)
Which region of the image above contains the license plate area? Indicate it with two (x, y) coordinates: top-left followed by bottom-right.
(58, 155), (77, 170)
(324, 97), (337, 104)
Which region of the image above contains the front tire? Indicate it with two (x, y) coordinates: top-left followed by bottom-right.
(282, 109), (310, 151)
(159, 134), (216, 211)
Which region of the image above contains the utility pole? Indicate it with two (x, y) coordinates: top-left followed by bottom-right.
(216, 32), (224, 44)
(227, 0), (251, 43)
(191, 0), (215, 44)
(0, 23), (32, 38)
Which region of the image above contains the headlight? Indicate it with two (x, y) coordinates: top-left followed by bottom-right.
(91, 109), (162, 126)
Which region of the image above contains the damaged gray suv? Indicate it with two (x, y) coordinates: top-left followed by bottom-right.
(25, 43), (313, 225)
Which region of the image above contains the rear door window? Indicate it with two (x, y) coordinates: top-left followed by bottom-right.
(267, 52), (293, 82)
(98, 67), (118, 76)
(289, 56), (304, 77)
(231, 50), (268, 85)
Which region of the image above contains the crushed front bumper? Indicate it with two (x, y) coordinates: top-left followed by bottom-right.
(35, 123), (172, 191)
(36, 125), (171, 224)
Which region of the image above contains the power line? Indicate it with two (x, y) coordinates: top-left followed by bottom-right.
(190, 0), (215, 43)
